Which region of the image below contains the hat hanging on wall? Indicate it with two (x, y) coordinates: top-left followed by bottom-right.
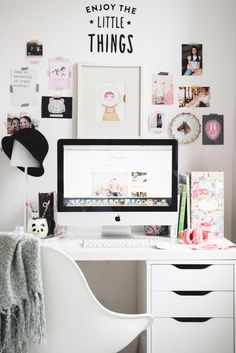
(1, 128), (49, 176)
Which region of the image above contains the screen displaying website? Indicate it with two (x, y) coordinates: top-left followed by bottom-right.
(63, 145), (173, 207)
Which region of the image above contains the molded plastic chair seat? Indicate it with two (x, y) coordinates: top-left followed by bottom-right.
(30, 245), (153, 353)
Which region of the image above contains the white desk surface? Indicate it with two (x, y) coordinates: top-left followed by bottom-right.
(42, 236), (236, 261)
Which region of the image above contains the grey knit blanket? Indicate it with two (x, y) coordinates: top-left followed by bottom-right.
(0, 233), (46, 353)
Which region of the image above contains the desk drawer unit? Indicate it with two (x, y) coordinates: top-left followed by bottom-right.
(152, 291), (233, 317)
(152, 318), (234, 353)
(151, 264), (233, 291)
(150, 264), (234, 353)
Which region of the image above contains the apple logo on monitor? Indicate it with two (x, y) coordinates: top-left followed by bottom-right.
(115, 215), (121, 222)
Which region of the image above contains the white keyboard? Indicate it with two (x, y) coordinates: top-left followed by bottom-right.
(83, 238), (150, 248)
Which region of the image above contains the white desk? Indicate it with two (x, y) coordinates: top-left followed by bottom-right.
(42, 236), (236, 261)
(43, 236), (236, 353)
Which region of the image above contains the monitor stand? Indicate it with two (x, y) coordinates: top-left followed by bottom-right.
(101, 226), (133, 238)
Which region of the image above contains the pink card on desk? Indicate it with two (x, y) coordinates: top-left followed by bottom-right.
(191, 171), (224, 237)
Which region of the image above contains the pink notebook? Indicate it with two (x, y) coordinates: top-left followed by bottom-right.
(191, 171), (224, 237)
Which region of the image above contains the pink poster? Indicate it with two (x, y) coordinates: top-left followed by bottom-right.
(152, 73), (174, 105)
(48, 57), (70, 90)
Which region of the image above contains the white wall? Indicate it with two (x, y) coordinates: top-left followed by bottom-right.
(0, 0), (235, 238)
(0, 2), (235, 353)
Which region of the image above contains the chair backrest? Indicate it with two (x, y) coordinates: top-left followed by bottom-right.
(30, 245), (153, 353)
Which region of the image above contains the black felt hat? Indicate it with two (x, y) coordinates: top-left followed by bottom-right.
(1, 128), (49, 177)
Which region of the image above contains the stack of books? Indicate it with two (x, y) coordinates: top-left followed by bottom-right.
(177, 173), (190, 236)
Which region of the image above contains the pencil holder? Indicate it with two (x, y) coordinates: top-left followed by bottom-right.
(27, 217), (49, 238)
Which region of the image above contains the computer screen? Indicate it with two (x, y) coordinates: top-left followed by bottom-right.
(57, 139), (178, 231)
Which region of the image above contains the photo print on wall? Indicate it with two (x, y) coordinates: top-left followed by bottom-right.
(27, 40), (43, 56)
(202, 114), (224, 145)
(179, 86), (210, 108)
(182, 44), (202, 76)
(152, 73), (173, 105)
(148, 111), (164, 133)
(6, 112), (40, 135)
(41, 96), (72, 119)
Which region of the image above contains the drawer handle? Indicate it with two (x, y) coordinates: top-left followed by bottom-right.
(173, 265), (211, 270)
(173, 317), (212, 323)
(173, 291), (211, 296)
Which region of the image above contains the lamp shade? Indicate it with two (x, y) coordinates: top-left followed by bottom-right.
(10, 140), (40, 168)
(2, 128), (49, 176)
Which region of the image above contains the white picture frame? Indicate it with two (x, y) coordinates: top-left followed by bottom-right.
(77, 63), (143, 138)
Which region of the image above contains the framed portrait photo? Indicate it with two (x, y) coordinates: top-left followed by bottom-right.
(182, 44), (203, 76)
(77, 63), (143, 138)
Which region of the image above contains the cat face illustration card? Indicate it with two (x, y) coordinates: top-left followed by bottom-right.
(41, 96), (72, 119)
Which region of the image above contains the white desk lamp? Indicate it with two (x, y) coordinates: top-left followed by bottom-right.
(2, 127), (49, 232)
(10, 140), (40, 231)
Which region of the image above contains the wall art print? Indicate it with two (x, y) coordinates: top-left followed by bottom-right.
(96, 82), (125, 121)
(77, 63), (142, 138)
(202, 114), (224, 145)
(152, 73), (173, 105)
(85, 3), (137, 54)
(48, 57), (70, 90)
(41, 96), (72, 119)
(10, 67), (39, 107)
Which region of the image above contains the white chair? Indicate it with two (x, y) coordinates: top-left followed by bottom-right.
(30, 245), (153, 353)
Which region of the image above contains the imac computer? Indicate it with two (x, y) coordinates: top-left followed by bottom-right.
(57, 139), (178, 237)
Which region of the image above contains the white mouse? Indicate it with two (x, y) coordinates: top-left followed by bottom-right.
(154, 242), (170, 250)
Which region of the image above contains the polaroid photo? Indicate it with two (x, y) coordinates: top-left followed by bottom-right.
(148, 111), (164, 132)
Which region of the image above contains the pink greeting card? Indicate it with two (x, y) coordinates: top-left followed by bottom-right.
(152, 73), (174, 105)
(48, 58), (70, 90)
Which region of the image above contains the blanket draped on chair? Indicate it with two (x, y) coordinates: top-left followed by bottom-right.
(0, 233), (46, 353)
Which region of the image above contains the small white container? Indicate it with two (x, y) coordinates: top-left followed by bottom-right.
(27, 218), (48, 238)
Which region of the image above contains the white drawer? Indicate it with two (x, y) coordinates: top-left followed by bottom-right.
(151, 264), (233, 290)
(152, 318), (233, 353)
(151, 291), (233, 317)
